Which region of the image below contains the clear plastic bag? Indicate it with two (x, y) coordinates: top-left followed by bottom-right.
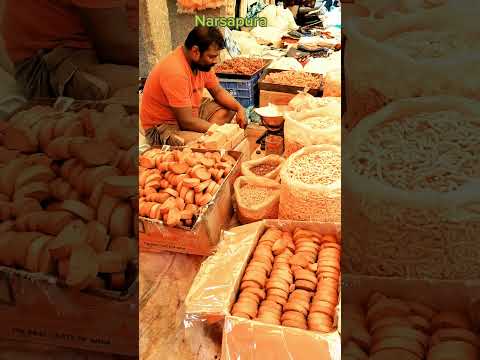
(284, 97), (341, 157)
(323, 69), (341, 97)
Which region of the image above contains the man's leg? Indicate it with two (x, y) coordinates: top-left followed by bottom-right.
(209, 108), (236, 125)
(39, 47), (136, 101)
(199, 98), (236, 125)
(144, 124), (202, 146)
(14, 50), (56, 99)
(42, 48), (109, 100)
(175, 131), (203, 144)
(85, 64), (138, 96)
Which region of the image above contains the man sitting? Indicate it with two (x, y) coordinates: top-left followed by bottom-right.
(2, 0), (138, 100)
(140, 26), (247, 146)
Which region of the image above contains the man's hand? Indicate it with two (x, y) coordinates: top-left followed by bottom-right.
(209, 85), (248, 128)
(235, 107), (248, 129)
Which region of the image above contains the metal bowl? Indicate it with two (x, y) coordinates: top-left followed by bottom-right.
(261, 114), (285, 128)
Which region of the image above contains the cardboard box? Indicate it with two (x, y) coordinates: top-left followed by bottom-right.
(343, 274), (480, 321)
(188, 125), (246, 152)
(0, 266), (138, 356)
(139, 148), (243, 256)
(222, 315), (339, 360)
(259, 90), (297, 107)
(0, 97), (139, 355)
(342, 274), (480, 358)
(184, 220), (341, 360)
(258, 69), (323, 106)
(259, 69), (323, 95)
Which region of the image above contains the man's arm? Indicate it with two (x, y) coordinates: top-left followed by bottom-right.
(208, 85), (242, 112)
(77, 6), (138, 66)
(171, 107), (212, 132)
(208, 85), (247, 128)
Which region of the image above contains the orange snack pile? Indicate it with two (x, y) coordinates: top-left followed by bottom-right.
(139, 148), (236, 228)
(343, 293), (479, 360)
(231, 226), (341, 333)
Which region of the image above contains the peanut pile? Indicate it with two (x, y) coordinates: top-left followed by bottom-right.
(264, 71), (322, 89)
(250, 163), (277, 177)
(286, 150), (340, 186)
(215, 58), (266, 76)
(238, 184), (270, 207)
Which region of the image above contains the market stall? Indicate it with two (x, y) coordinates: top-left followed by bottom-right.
(138, 2), (342, 358)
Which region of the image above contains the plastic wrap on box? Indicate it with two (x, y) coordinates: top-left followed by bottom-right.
(233, 138), (251, 161)
(284, 97), (341, 157)
(184, 222), (262, 326)
(184, 220), (341, 360)
(222, 315), (341, 360)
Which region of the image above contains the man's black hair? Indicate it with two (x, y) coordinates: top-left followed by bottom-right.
(184, 26), (225, 53)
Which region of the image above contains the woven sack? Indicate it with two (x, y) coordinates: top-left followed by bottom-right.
(240, 155), (284, 181)
(343, 3), (480, 129)
(279, 145), (340, 222)
(234, 176), (280, 224)
(343, 96), (480, 279)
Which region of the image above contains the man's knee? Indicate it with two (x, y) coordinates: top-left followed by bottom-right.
(174, 131), (203, 145)
(209, 108), (236, 125)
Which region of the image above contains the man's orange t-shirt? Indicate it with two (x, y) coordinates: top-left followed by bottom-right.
(2, 0), (139, 64)
(140, 46), (219, 130)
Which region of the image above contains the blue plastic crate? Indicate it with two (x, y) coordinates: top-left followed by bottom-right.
(237, 96), (256, 108)
(219, 76), (259, 108)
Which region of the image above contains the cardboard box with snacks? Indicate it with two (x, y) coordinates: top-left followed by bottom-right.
(342, 275), (480, 360)
(184, 220), (341, 360)
(0, 99), (138, 355)
(138, 145), (243, 256)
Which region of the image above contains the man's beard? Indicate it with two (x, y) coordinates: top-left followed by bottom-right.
(193, 62), (214, 72)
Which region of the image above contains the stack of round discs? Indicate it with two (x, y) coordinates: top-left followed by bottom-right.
(343, 292), (480, 360)
(367, 293), (428, 360)
(231, 226), (341, 334)
(310, 238), (341, 332)
(288, 229), (341, 332)
(258, 230), (295, 325)
(232, 227), (279, 320)
(343, 303), (371, 360)
(428, 311), (479, 360)
(281, 288), (312, 330)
